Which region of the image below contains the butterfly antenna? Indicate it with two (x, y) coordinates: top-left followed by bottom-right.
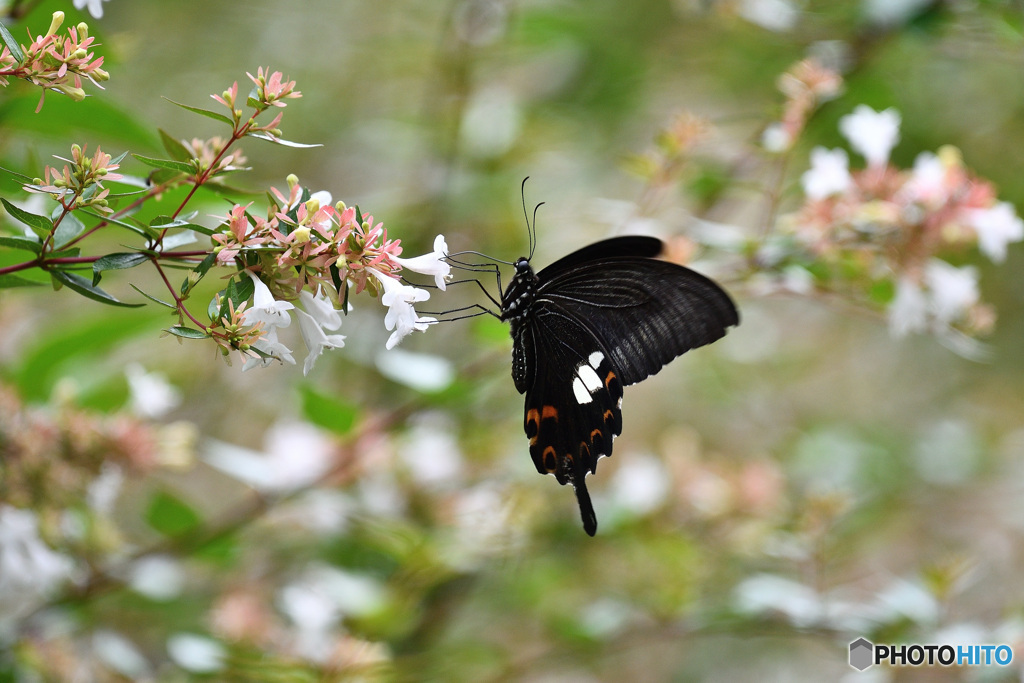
(520, 176), (536, 261)
(530, 201), (545, 262)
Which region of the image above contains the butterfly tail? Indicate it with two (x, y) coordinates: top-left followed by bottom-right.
(573, 475), (598, 536)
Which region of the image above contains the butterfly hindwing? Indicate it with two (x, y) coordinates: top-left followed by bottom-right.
(521, 313), (624, 536)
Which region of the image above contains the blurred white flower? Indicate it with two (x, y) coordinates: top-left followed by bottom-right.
(734, 574), (822, 627)
(965, 201), (1024, 263)
(397, 413), (463, 486)
(367, 267), (435, 350)
(0, 505), (73, 597)
(864, 0), (933, 25)
(579, 598), (635, 639)
(761, 122), (792, 152)
(203, 421), (335, 493)
(128, 554), (185, 601)
(801, 147), (853, 200)
(87, 462), (124, 515)
(125, 363), (181, 418)
(839, 105), (901, 168)
(167, 633), (226, 673)
(460, 86), (521, 158)
(609, 454), (670, 515)
(924, 259), (978, 324)
(873, 579), (939, 625)
(73, 0), (111, 19)
(888, 276), (929, 337)
(393, 235), (452, 290)
(738, 0), (798, 32)
(903, 151), (947, 206)
(889, 260), (978, 337)
(913, 419), (980, 486)
(375, 348), (454, 393)
(242, 272), (294, 330)
(358, 472), (406, 518)
(93, 630), (151, 680)
(296, 308), (346, 376)
(278, 564), (386, 663)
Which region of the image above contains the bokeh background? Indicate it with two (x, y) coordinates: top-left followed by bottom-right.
(3, 0), (1024, 680)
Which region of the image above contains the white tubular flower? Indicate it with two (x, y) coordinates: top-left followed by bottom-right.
(801, 147), (853, 200)
(73, 0), (110, 19)
(0, 506), (73, 596)
(924, 259), (978, 324)
(243, 327), (296, 371)
(367, 268), (436, 350)
(888, 276), (928, 337)
(839, 105), (901, 168)
(299, 287), (342, 331)
(965, 201), (1024, 263)
(242, 272), (294, 329)
(296, 309), (345, 376)
(393, 234), (452, 290)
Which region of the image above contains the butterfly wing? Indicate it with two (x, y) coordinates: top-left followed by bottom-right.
(518, 309), (623, 536)
(535, 237), (739, 386)
(515, 236), (738, 535)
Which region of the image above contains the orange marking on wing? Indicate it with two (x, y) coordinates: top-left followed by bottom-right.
(541, 405), (559, 421)
(542, 447), (557, 472)
(590, 428), (603, 442)
(604, 370), (617, 389)
(603, 409), (614, 422)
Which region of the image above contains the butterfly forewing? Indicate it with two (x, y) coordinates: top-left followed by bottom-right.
(537, 256), (739, 385)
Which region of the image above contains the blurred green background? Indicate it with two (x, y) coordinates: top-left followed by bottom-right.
(3, 0), (1024, 681)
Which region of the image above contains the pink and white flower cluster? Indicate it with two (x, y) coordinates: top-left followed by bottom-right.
(0, 12), (109, 111)
(209, 176), (451, 373)
(790, 105), (1023, 339)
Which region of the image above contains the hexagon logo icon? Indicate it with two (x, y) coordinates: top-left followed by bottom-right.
(849, 638), (874, 671)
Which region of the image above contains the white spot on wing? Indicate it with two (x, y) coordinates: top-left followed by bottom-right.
(577, 364), (602, 393)
(588, 351), (604, 368)
(573, 377), (593, 404)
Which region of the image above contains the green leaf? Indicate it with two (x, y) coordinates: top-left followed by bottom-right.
(151, 215), (191, 229)
(92, 252), (148, 285)
(183, 251), (216, 294)
(1, 198), (52, 238)
(0, 235), (41, 253)
(159, 128), (194, 162)
(145, 490), (201, 537)
(0, 165), (34, 184)
(131, 154), (195, 175)
(78, 209), (151, 238)
(52, 210), (86, 249)
(0, 21), (24, 63)
(0, 273), (45, 288)
(161, 231), (197, 250)
(162, 97), (234, 126)
(182, 222), (214, 236)
(299, 385), (360, 436)
(51, 270), (145, 307)
(130, 283), (175, 309)
(219, 275), (255, 319)
(246, 132), (322, 148)
(166, 325), (208, 339)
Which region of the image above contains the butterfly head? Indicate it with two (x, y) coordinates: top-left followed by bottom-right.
(514, 257), (533, 277)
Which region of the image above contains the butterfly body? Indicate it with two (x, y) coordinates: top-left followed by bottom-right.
(500, 235), (738, 536)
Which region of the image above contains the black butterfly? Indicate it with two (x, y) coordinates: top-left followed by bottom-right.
(499, 235), (739, 536)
